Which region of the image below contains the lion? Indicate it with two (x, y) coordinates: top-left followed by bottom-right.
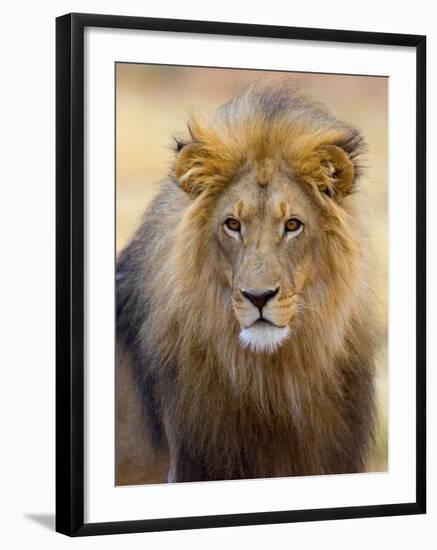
(115, 81), (378, 485)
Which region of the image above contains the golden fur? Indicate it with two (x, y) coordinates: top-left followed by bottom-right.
(116, 82), (378, 483)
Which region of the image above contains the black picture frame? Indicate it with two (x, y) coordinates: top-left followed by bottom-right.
(56, 12), (426, 537)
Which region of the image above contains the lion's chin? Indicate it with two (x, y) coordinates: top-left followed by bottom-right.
(239, 323), (291, 354)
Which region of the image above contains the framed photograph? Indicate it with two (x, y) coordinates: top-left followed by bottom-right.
(56, 12), (426, 536)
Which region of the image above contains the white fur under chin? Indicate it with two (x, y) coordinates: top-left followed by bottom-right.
(239, 324), (291, 353)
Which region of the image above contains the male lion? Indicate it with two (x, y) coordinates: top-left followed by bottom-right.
(116, 82), (378, 484)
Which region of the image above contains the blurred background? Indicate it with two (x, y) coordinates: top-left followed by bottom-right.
(116, 64), (388, 474)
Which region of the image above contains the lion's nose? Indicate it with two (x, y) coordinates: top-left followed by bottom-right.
(240, 287), (279, 310)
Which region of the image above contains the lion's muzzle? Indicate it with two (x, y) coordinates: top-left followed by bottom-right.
(232, 286), (296, 353)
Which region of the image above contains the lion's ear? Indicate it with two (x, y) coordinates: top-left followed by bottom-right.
(173, 119), (212, 198)
(298, 144), (355, 201)
(174, 119), (241, 198)
(174, 141), (206, 198)
(174, 121), (236, 199)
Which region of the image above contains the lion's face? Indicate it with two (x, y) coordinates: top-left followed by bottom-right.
(174, 86), (361, 355)
(214, 167), (318, 353)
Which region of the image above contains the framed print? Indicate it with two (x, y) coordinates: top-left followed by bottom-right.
(56, 13), (426, 536)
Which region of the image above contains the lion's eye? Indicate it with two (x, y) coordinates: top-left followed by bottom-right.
(285, 218), (303, 233)
(224, 218), (241, 232)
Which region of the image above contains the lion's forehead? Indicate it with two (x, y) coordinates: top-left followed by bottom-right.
(217, 172), (315, 223)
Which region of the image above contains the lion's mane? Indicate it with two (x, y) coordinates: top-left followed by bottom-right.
(116, 82), (378, 483)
